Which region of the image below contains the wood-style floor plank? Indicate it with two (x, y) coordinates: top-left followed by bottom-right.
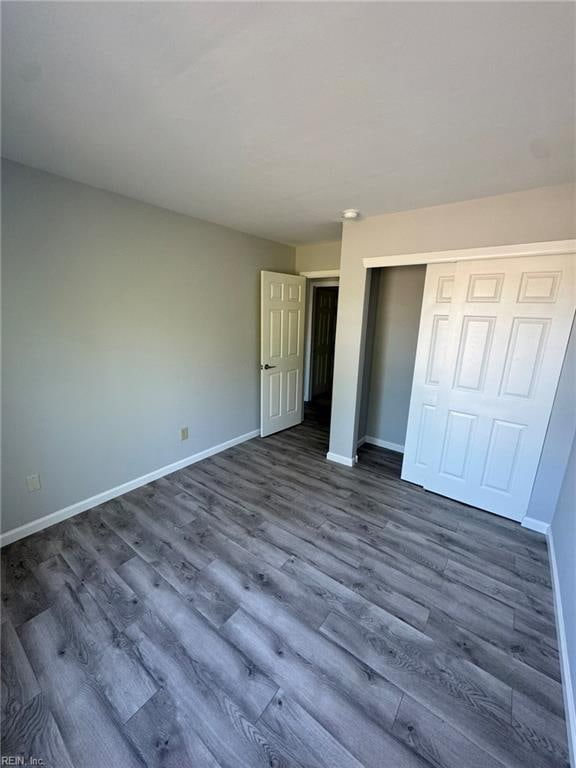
(424, 609), (565, 718)
(320, 610), (566, 768)
(126, 611), (295, 768)
(1, 546), (50, 628)
(28, 554), (157, 725)
(124, 688), (224, 768)
(258, 688), (366, 768)
(221, 608), (426, 768)
(444, 559), (555, 623)
(58, 523), (144, 631)
(1, 620), (40, 722)
(1, 693), (75, 768)
(19, 609), (146, 768)
(117, 555), (278, 721)
(391, 693), (508, 768)
(511, 690), (569, 767)
(1, 408), (567, 768)
(71, 507), (135, 570)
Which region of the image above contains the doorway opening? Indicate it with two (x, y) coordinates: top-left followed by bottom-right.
(358, 265), (426, 463)
(304, 280), (339, 427)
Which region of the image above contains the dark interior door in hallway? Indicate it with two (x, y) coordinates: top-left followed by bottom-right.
(311, 286), (338, 400)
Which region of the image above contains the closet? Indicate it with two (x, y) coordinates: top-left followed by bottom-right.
(359, 265), (426, 452)
(401, 254), (575, 521)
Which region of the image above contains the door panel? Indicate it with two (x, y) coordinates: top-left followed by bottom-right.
(481, 419), (524, 492)
(425, 315), (450, 385)
(287, 310), (300, 356)
(440, 411), (476, 478)
(286, 368), (298, 413)
(261, 271), (306, 437)
(269, 310), (283, 359)
(403, 254), (575, 521)
(268, 372), (282, 419)
(415, 403), (437, 468)
(453, 316), (495, 391)
(500, 318), (549, 397)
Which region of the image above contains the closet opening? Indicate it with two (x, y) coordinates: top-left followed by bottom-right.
(358, 265), (426, 467)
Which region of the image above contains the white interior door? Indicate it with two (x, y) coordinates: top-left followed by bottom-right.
(402, 254), (575, 521)
(261, 271), (306, 437)
(402, 263), (457, 487)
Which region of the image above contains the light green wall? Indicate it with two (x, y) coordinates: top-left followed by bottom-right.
(1, 160), (295, 535)
(295, 241), (341, 273)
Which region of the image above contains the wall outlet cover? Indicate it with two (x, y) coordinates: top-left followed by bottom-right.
(26, 474), (41, 492)
(180, 427), (189, 441)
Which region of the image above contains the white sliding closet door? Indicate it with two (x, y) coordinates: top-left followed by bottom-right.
(402, 254), (575, 521)
(401, 263), (456, 487)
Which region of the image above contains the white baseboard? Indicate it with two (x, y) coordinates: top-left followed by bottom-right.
(547, 529), (576, 768)
(521, 516), (551, 535)
(0, 428), (260, 548)
(326, 452), (358, 467)
(359, 435), (405, 454)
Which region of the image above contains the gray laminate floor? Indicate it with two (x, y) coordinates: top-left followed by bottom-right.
(1, 411), (569, 768)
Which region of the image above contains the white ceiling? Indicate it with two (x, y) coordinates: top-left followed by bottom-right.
(2, 2), (574, 244)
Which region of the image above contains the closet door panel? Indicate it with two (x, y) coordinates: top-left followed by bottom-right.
(402, 253), (575, 521)
(402, 263), (456, 486)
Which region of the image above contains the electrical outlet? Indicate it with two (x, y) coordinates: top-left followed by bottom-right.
(180, 426), (189, 441)
(26, 474), (41, 492)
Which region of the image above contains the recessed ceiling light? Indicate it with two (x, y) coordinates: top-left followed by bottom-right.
(341, 208), (360, 220)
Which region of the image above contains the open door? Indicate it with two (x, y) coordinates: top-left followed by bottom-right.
(261, 271), (307, 437)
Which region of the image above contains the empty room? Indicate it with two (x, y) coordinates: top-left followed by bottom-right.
(1, 2), (575, 767)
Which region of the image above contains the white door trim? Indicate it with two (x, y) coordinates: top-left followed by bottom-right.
(363, 239), (576, 270)
(299, 269), (340, 278)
